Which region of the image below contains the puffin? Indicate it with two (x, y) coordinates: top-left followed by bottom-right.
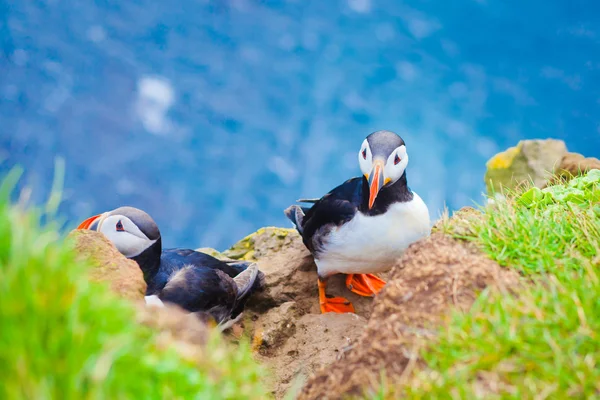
(76, 206), (264, 330)
(284, 130), (430, 313)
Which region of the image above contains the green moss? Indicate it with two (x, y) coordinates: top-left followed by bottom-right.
(398, 170), (600, 398)
(222, 227), (295, 261)
(195, 247), (229, 260)
(0, 168), (267, 399)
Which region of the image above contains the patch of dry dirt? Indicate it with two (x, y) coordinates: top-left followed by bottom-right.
(252, 303), (367, 398)
(296, 233), (521, 400)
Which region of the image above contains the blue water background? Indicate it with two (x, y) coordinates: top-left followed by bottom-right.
(2, 0), (599, 249)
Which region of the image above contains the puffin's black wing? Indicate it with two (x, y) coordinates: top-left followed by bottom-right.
(158, 263), (262, 326)
(152, 249), (264, 325)
(159, 266), (237, 320)
(146, 249), (245, 294)
(288, 177), (364, 256)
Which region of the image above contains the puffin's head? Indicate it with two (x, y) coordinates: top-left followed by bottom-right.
(76, 206), (160, 258)
(358, 130), (408, 209)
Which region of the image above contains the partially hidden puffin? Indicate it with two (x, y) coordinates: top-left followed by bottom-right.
(284, 130), (430, 313)
(76, 206), (264, 329)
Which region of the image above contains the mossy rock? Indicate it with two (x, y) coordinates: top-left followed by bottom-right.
(484, 139), (567, 194)
(195, 246), (232, 260)
(221, 227), (298, 261)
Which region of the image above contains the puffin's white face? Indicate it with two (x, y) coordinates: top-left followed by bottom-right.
(358, 138), (409, 208)
(94, 214), (156, 258)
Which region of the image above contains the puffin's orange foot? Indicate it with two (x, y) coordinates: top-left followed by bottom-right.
(320, 296), (355, 314)
(318, 278), (355, 314)
(346, 273), (386, 297)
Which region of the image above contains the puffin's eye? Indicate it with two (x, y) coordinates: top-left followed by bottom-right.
(362, 149), (367, 159)
(394, 154), (401, 165)
(116, 220), (124, 232)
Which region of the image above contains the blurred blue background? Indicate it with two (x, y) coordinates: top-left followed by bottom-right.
(1, 0), (599, 250)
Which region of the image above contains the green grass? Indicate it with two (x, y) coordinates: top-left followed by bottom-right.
(387, 170), (600, 398)
(0, 167), (267, 400)
(448, 169), (600, 278)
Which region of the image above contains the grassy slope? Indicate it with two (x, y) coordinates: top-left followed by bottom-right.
(396, 170), (600, 398)
(0, 168), (267, 400)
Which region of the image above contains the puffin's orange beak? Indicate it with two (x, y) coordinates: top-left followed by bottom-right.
(367, 160), (385, 209)
(76, 214), (101, 230)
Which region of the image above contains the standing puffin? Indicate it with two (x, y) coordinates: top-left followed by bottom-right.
(76, 206), (264, 329)
(284, 130), (430, 313)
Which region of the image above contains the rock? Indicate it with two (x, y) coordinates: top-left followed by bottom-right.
(68, 229), (146, 300)
(297, 233), (521, 399)
(484, 139), (568, 193)
(213, 226), (394, 399)
(221, 227), (298, 261)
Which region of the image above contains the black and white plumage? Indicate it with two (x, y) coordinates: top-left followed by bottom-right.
(285, 130), (430, 313)
(77, 206), (264, 329)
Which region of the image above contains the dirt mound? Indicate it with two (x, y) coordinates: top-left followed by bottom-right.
(203, 227), (391, 398)
(297, 233), (521, 399)
(70, 229), (212, 358)
(68, 229), (146, 300)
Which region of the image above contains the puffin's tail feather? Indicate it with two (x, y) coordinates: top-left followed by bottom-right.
(284, 205), (305, 234)
(224, 260), (265, 293)
(233, 262), (259, 302)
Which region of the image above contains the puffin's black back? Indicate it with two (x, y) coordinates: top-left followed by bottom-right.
(299, 178), (363, 254)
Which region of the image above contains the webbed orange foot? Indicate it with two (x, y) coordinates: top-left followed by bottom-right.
(320, 296), (355, 313)
(345, 273), (386, 297)
(318, 278), (355, 314)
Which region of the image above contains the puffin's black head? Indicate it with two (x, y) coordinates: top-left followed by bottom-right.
(358, 130), (409, 208)
(76, 206), (161, 258)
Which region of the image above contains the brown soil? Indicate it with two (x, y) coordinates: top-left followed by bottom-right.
(296, 233), (521, 400)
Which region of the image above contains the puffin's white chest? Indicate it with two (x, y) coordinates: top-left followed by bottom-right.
(314, 193), (430, 277)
